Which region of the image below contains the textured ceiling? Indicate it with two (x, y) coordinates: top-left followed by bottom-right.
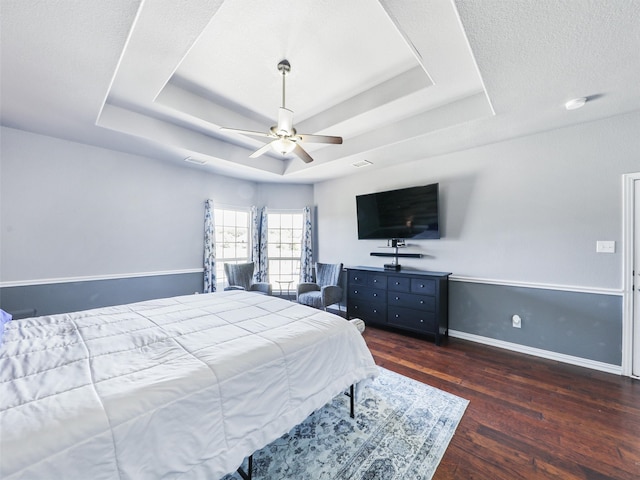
(1, 0), (639, 183)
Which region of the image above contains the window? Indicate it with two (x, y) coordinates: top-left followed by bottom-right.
(214, 207), (249, 290)
(268, 211), (303, 292)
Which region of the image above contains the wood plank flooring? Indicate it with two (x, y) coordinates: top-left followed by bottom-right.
(361, 326), (640, 480)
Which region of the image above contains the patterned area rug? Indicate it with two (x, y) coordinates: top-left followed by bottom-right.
(222, 367), (469, 480)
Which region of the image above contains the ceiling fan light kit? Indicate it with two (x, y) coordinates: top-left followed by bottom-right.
(275, 137), (296, 155)
(220, 60), (342, 163)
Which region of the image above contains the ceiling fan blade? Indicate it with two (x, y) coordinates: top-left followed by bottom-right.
(297, 133), (343, 144)
(220, 127), (273, 139)
(293, 144), (314, 163)
(277, 108), (294, 135)
(249, 141), (276, 158)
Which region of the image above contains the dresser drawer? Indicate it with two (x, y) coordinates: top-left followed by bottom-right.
(411, 278), (436, 295)
(388, 292), (435, 312)
(388, 306), (436, 332)
(349, 286), (386, 302)
(388, 276), (410, 292)
(348, 270), (368, 285)
(369, 274), (387, 289)
(348, 271), (388, 289)
(348, 300), (386, 324)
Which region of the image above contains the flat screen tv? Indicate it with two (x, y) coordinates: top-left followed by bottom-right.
(356, 183), (440, 240)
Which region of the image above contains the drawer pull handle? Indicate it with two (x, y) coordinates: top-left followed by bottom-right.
(420, 319), (424, 323)
(420, 300), (424, 304)
(373, 309), (377, 313)
(395, 282), (400, 285)
(354, 290), (358, 294)
(420, 284), (424, 288)
(373, 293), (377, 297)
(395, 314), (399, 318)
(373, 279), (378, 283)
(395, 296), (399, 300)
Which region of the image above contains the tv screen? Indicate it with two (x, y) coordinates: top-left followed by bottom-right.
(356, 183), (440, 240)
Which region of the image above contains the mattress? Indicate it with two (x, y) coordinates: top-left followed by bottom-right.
(0, 291), (378, 479)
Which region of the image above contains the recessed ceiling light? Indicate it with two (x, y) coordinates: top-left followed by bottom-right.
(352, 160), (373, 168)
(564, 97), (587, 110)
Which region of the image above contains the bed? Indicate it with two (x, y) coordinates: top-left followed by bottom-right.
(0, 290), (378, 479)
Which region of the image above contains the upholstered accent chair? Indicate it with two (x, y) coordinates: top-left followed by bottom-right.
(223, 262), (272, 295)
(296, 262), (343, 310)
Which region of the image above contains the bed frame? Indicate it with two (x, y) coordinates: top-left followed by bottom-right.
(237, 384), (356, 480)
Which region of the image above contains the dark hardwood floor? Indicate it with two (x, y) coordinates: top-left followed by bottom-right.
(361, 326), (640, 480)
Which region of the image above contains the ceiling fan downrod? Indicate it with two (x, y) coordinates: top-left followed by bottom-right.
(277, 59), (290, 109)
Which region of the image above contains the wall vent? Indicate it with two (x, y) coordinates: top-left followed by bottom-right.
(184, 156), (207, 165)
(352, 160), (372, 168)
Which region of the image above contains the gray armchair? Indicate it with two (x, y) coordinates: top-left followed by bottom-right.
(223, 262), (272, 295)
(297, 262), (343, 310)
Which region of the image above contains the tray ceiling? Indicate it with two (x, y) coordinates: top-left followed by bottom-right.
(2, 0), (639, 183)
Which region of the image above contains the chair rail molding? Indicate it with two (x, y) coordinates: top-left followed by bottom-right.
(449, 275), (622, 296)
(0, 268), (204, 288)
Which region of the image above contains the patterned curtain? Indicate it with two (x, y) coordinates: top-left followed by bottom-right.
(300, 206), (314, 283)
(203, 199), (216, 293)
(251, 206), (269, 282)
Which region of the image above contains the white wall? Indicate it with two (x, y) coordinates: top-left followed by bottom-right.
(314, 111), (640, 291)
(256, 183), (315, 211)
(3, 109), (638, 290)
(0, 127), (313, 283)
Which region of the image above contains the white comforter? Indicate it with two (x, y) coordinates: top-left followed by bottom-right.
(0, 291), (378, 479)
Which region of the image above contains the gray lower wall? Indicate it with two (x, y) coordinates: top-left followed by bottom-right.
(0, 272), (203, 318)
(449, 280), (622, 366)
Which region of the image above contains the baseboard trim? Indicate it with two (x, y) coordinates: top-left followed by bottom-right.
(0, 268), (204, 288)
(449, 329), (622, 375)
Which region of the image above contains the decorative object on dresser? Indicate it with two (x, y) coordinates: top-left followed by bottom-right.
(346, 266), (451, 345)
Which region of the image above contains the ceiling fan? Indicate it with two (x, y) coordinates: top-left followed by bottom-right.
(220, 60), (342, 164)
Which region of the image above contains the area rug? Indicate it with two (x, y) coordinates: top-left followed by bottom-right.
(222, 367), (469, 480)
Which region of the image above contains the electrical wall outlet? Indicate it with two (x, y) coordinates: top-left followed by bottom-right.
(512, 314), (522, 328)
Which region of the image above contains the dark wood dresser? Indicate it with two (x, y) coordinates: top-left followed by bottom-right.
(346, 266), (451, 345)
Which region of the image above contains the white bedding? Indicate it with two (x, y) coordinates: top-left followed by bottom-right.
(0, 291), (378, 479)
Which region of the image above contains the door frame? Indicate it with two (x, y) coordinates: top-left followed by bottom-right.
(622, 172), (640, 377)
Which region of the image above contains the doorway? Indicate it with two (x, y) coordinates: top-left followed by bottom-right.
(622, 172), (640, 377)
